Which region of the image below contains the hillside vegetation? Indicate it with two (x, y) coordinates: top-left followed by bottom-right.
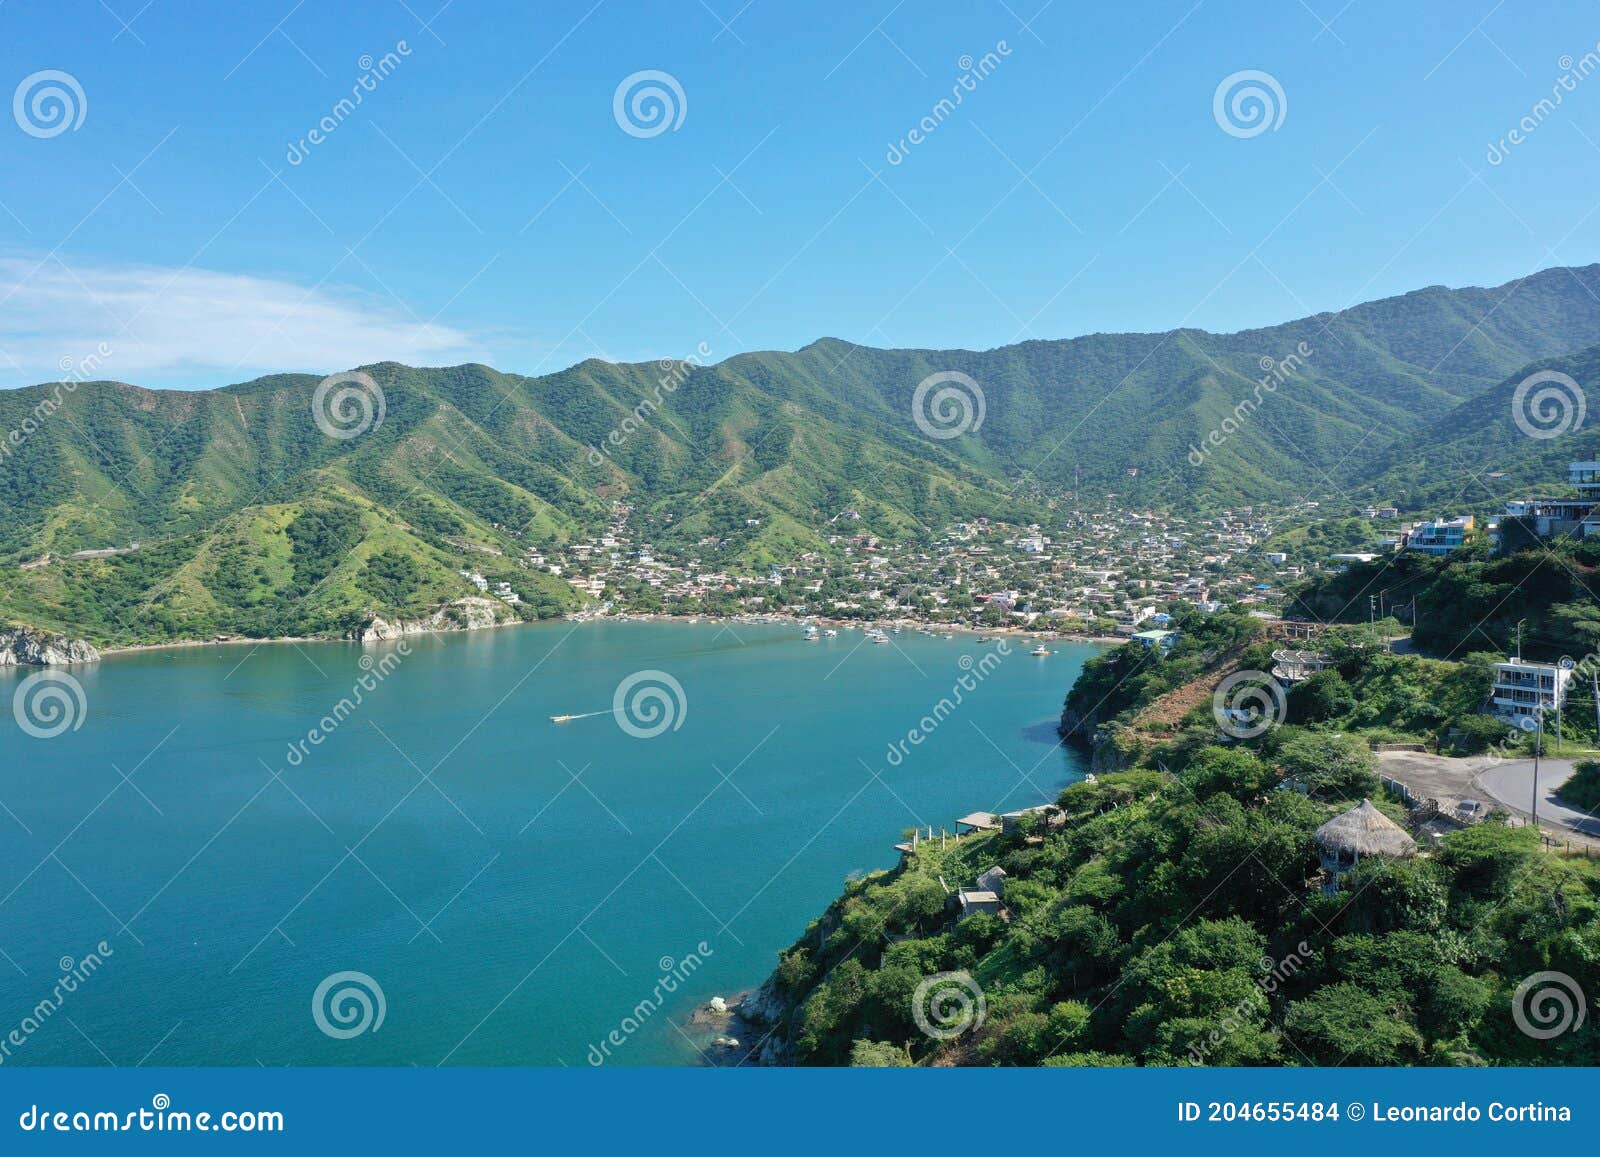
(8, 265), (1600, 643)
(765, 757), (1599, 1067)
(759, 623), (1600, 1067)
(1289, 539), (1600, 675)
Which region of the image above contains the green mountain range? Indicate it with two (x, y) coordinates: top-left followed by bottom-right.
(4, 264), (1600, 645)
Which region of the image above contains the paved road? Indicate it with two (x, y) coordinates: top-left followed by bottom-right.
(1376, 749), (1600, 848)
(1474, 759), (1599, 839)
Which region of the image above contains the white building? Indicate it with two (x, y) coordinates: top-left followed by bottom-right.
(1489, 658), (1572, 723)
(1503, 462), (1600, 540)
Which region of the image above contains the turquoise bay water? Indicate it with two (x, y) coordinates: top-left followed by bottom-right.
(0, 623), (1093, 1066)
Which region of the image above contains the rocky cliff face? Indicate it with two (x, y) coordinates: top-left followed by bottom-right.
(354, 597), (513, 643)
(1057, 702), (1106, 744)
(0, 628), (101, 666)
(736, 979), (794, 1066)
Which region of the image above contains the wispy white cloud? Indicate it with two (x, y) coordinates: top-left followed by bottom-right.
(0, 256), (486, 389)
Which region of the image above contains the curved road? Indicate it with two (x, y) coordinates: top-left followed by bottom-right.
(1474, 759), (1600, 839)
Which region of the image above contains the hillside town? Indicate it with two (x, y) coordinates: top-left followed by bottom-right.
(508, 499), (1334, 635)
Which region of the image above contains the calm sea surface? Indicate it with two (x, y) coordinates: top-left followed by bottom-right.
(0, 622), (1094, 1065)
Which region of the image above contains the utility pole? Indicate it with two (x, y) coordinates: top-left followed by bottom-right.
(1592, 671), (1599, 741)
(1532, 711), (1543, 831)
(1555, 671), (1563, 754)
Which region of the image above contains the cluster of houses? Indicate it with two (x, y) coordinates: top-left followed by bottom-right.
(456, 569), (523, 606)
(516, 499), (1328, 631)
(1386, 459), (1600, 558)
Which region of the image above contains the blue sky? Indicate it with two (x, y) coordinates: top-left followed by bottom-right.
(2, 0), (1599, 389)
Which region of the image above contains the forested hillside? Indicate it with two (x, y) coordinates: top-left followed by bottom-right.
(6, 265), (1600, 643)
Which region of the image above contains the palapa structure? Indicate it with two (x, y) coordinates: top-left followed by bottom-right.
(1314, 799), (1417, 893)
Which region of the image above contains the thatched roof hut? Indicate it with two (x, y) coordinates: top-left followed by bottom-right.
(1315, 799), (1416, 873)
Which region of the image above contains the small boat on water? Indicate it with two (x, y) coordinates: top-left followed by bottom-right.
(551, 714), (576, 723)
(824, 628), (838, 638)
(1030, 645), (1051, 657)
(803, 625), (820, 640)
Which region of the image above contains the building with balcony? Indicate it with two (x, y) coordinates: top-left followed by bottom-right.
(1570, 460), (1600, 497)
(1501, 462), (1600, 543)
(1489, 657), (1572, 723)
(1405, 515), (1473, 555)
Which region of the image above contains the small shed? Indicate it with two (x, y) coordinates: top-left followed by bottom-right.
(1314, 799), (1416, 892)
(956, 889), (1002, 920)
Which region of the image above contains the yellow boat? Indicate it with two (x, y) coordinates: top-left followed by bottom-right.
(551, 714), (575, 723)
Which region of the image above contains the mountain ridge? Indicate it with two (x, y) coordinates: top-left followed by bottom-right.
(5, 263), (1600, 644)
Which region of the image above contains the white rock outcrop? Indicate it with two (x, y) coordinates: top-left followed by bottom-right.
(355, 597), (513, 644)
(0, 628), (101, 666)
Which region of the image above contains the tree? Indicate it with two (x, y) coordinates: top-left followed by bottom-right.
(358, 550), (423, 609)
(1437, 821), (1537, 898)
(849, 1039), (912, 1067)
(1181, 746), (1277, 802)
(1284, 984), (1424, 1065)
(1271, 729), (1377, 799)
(1286, 669), (1356, 724)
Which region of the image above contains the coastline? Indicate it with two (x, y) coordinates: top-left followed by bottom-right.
(62, 611), (1125, 665)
